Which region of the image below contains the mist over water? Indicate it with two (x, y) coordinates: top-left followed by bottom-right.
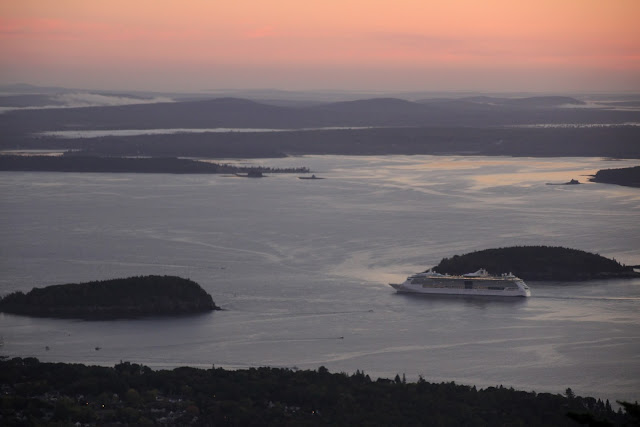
(0, 92), (175, 113)
(1, 155), (639, 404)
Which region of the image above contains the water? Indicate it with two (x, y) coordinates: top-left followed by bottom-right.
(35, 123), (640, 139)
(510, 123), (640, 128)
(1, 155), (639, 404)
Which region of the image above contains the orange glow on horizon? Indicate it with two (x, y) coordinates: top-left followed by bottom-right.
(0, 0), (638, 91)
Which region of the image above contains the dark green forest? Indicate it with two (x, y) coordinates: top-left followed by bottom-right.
(432, 246), (639, 281)
(1, 357), (635, 426)
(0, 275), (219, 319)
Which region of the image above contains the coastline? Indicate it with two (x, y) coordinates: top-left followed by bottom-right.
(0, 155), (309, 174)
(590, 165), (640, 188)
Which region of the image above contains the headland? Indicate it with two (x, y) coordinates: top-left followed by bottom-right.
(590, 165), (640, 188)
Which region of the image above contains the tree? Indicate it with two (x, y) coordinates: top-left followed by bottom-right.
(617, 401), (640, 425)
(125, 388), (142, 406)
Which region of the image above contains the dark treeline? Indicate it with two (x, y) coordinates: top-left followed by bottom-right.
(0, 155), (309, 174)
(0, 275), (219, 319)
(432, 246), (640, 281)
(1, 357), (634, 426)
(591, 165), (640, 188)
(4, 126), (638, 159)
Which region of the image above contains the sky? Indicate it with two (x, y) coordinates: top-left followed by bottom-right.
(1, 0), (639, 93)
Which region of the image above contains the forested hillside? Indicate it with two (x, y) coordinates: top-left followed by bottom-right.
(0, 357), (633, 426)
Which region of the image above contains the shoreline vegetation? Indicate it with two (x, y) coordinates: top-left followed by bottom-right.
(0, 357), (635, 426)
(432, 246), (640, 281)
(0, 276), (220, 319)
(0, 155), (309, 174)
(4, 126), (639, 159)
(590, 165), (640, 188)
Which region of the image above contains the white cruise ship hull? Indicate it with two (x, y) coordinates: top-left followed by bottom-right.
(391, 283), (529, 297)
(390, 270), (531, 297)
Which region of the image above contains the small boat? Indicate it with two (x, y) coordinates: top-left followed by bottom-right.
(390, 268), (531, 297)
(235, 171), (264, 178)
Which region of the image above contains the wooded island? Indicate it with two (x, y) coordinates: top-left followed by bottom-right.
(432, 246), (639, 281)
(0, 275), (219, 319)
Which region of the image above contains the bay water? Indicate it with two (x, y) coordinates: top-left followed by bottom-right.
(1, 155), (639, 403)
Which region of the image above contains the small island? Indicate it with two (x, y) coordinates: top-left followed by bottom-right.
(0, 275), (220, 319)
(431, 246), (639, 281)
(590, 165), (640, 188)
(546, 179), (580, 185)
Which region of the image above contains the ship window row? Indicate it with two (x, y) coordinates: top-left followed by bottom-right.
(410, 279), (514, 284)
(421, 284), (517, 290)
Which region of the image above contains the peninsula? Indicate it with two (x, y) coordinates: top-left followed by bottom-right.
(0, 155), (309, 175)
(0, 275), (220, 319)
(431, 246), (639, 281)
(590, 165), (640, 188)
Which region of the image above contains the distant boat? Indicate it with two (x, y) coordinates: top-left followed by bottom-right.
(390, 268), (531, 297)
(298, 174), (324, 180)
(235, 171), (264, 178)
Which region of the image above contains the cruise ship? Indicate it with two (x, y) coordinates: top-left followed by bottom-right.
(390, 268), (531, 297)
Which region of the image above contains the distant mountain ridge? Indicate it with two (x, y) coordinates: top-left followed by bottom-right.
(455, 96), (585, 107)
(2, 94), (629, 134)
(1, 87), (639, 158)
(311, 97), (427, 113)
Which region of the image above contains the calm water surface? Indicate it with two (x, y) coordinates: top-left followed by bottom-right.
(1, 155), (639, 403)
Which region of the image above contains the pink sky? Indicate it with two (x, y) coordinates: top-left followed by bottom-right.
(1, 0), (639, 92)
